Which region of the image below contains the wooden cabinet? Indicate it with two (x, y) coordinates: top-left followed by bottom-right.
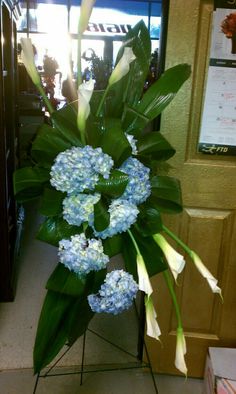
(0, 0), (23, 301)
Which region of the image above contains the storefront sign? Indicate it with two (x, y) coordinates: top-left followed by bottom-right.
(198, 0), (236, 155)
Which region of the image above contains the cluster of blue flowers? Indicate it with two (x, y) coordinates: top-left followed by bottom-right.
(50, 142), (152, 314)
(119, 157), (151, 204)
(50, 146), (114, 194)
(58, 233), (109, 276)
(63, 193), (100, 226)
(87, 270), (139, 315)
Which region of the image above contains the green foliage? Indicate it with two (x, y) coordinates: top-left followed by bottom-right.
(150, 175), (183, 213)
(93, 197), (110, 232)
(95, 170), (129, 198)
(13, 167), (50, 202)
(37, 216), (82, 246)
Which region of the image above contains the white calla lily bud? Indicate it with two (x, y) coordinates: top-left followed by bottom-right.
(145, 295), (161, 341)
(20, 38), (41, 86)
(109, 47), (136, 86)
(175, 327), (187, 376)
(136, 254), (153, 296)
(77, 79), (95, 132)
(78, 0), (96, 35)
(153, 234), (185, 281)
(190, 251), (222, 296)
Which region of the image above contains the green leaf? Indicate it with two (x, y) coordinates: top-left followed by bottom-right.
(46, 263), (87, 297)
(37, 216), (82, 246)
(150, 175), (183, 213)
(39, 188), (64, 216)
(137, 132), (176, 161)
(67, 297), (94, 346)
(122, 231), (167, 280)
(51, 101), (82, 146)
(93, 197), (110, 232)
(33, 290), (74, 373)
(13, 167), (50, 202)
(31, 124), (72, 167)
(124, 64), (191, 135)
(99, 118), (132, 165)
(103, 234), (123, 257)
(107, 21), (151, 117)
(95, 170), (129, 198)
(135, 205), (163, 236)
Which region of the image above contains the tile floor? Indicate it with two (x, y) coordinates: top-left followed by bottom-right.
(0, 203), (204, 393)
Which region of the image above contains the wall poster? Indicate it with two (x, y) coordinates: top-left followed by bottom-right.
(198, 0), (236, 155)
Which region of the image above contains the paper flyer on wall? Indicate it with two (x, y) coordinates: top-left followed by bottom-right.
(198, 0), (236, 155)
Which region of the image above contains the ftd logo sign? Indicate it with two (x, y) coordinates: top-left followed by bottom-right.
(86, 23), (132, 35)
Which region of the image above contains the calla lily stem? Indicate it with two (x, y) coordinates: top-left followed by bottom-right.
(96, 84), (110, 117)
(77, 34), (82, 87)
(127, 229), (140, 255)
(36, 83), (54, 115)
(162, 225), (191, 256)
(163, 270), (182, 328)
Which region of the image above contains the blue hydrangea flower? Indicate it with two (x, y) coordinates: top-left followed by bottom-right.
(88, 270), (139, 315)
(50, 146), (114, 194)
(119, 157), (151, 205)
(63, 193), (100, 226)
(93, 199), (139, 239)
(125, 133), (138, 155)
(58, 233), (109, 276)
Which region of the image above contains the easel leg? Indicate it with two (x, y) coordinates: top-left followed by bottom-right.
(80, 331), (87, 386)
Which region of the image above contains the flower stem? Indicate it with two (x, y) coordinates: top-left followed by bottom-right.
(96, 85), (110, 117)
(127, 229), (140, 255)
(162, 225), (192, 256)
(36, 83), (54, 115)
(163, 270), (182, 328)
(77, 34), (82, 87)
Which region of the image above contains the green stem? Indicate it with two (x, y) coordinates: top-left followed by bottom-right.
(162, 225), (192, 256)
(163, 270), (182, 328)
(77, 34), (82, 87)
(36, 83), (54, 115)
(127, 229), (141, 255)
(95, 85), (110, 117)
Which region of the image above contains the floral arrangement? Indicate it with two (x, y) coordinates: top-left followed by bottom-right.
(14, 0), (222, 377)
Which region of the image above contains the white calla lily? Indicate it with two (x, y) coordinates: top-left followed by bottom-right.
(190, 251), (222, 296)
(78, 0), (96, 35)
(175, 327), (187, 376)
(20, 38), (41, 86)
(153, 234), (185, 282)
(109, 47), (136, 86)
(145, 295), (161, 341)
(136, 254), (153, 296)
(77, 79), (95, 132)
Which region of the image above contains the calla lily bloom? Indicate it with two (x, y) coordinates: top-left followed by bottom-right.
(108, 47), (136, 86)
(190, 251), (222, 296)
(145, 295), (161, 341)
(77, 79), (95, 133)
(20, 38), (41, 86)
(78, 0), (96, 35)
(175, 327), (187, 376)
(136, 254), (153, 296)
(153, 234), (185, 282)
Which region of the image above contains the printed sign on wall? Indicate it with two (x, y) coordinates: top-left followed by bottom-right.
(198, 0), (236, 155)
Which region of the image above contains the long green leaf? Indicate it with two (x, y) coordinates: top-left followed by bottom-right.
(93, 197), (110, 232)
(37, 216), (82, 246)
(31, 124), (72, 167)
(39, 188), (64, 216)
(137, 132), (176, 161)
(150, 175), (183, 213)
(13, 167), (50, 202)
(103, 234), (123, 257)
(95, 170), (129, 198)
(46, 263), (87, 297)
(51, 101), (82, 146)
(135, 204), (163, 236)
(124, 64), (191, 135)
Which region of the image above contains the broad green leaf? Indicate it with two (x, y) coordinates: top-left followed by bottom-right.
(37, 216), (82, 246)
(99, 118), (132, 166)
(51, 101), (83, 146)
(13, 167), (50, 202)
(150, 175), (183, 213)
(31, 124), (72, 167)
(107, 21), (151, 117)
(135, 205), (163, 236)
(137, 132), (176, 161)
(122, 231), (167, 279)
(39, 188), (64, 216)
(46, 263), (87, 297)
(93, 197), (110, 232)
(103, 234), (123, 257)
(95, 170), (129, 198)
(33, 290), (74, 373)
(124, 64), (191, 135)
